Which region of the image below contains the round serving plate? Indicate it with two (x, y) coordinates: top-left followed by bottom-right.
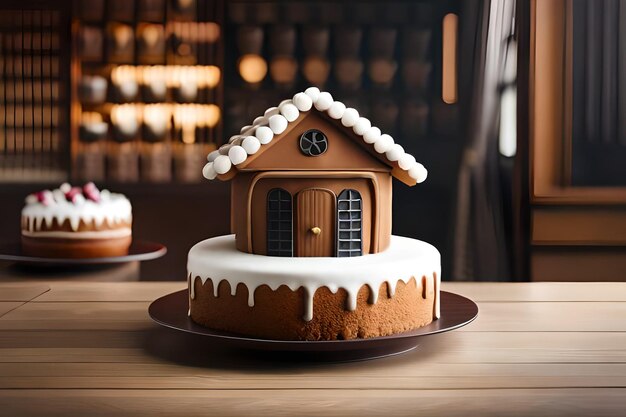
(149, 290), (478, 362)
(0, 240), (167, 266)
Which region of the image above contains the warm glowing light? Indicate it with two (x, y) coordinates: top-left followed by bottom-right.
(238, 54), (268, 84)
(302, 57), (330, 86)
(368, 58), (397, 85)
(112, 24), (133, 49)
(169, 66), (198, 100)
(141, 65), (166, 84)
(442, 13), (458, 104)
(143, 104), (169, 136)
(270, 57), (298, 84)
(202, 22), (221, 43)
(141, 65), (167, 98)
(201, 104), (220, 128)
(200, 66), (221, 88)
(108, 84), (220, 143)
(167, 21), (220, 43)
(111, 65), (139, 100)
(81, 112), (103, 124)
(111, 65), (138, 85)
(168, 104), (221, 144)
(112, 65), (219, 94)
(139, 24), (162, 48)
(111, 104), (139, 136)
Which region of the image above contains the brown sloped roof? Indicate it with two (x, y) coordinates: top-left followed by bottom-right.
(202, 88), (428, 186)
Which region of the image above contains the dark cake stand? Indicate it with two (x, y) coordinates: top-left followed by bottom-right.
(149, 290), (478, 362)
(0, 240), (166, 266)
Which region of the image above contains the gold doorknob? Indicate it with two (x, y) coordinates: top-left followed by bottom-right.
(310, 227), (321, 235)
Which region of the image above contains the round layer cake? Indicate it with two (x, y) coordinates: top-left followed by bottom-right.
(21, 183), (132, 258)
(188, 235), (440, 341)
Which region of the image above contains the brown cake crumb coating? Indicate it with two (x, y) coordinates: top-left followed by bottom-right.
(190, 276), (435, 340)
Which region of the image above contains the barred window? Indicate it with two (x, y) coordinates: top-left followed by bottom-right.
(267, 188), (293, 257)
(337, 189), (362, 257)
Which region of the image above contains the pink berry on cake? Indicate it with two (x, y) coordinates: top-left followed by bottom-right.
(36, 190), (53, 206)
(65, 187), (82, 203)
(21, 184), (132, 258)
(83, 182), (101, 202)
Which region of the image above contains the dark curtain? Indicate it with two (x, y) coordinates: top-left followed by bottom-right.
(453, 0), (516, 281)
(572, 0), (626, 185)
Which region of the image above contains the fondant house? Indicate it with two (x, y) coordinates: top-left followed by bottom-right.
(203, 88), (427, 258)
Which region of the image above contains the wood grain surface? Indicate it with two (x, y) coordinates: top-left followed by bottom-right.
(1, 280), (625, 416)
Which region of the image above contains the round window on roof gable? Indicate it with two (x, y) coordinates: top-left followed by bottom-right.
(299, 129), (328, 157)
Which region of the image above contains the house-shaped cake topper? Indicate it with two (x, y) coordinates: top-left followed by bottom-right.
(203, 87), (427, 258)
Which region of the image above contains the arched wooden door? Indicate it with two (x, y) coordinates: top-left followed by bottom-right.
(295, 188), (336, 257)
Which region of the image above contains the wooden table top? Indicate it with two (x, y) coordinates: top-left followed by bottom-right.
(1, 280), (626, 416)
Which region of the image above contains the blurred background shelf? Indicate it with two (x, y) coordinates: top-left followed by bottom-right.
(4, 0), (622, 283)
(0, 0), (467, 280)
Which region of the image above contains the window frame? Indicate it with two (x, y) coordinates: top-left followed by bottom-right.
(336, 189), (363, 257)
(266, 188), (293, 257)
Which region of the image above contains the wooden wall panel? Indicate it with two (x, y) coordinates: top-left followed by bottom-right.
(528, 0), (626, 281)
(531, 248), (626, 281)
(532, 209), (626, 245)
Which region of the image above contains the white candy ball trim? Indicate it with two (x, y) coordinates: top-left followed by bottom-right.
(59, 183), (71, 193)
(207, 150), (220, 162)
(398, 153), (416, 170)
(353, 117), (371, 135)
(363, 127), (381, 144)
(25, 194), (38, 204)
(341, 108), (359, 127)
(385, 144), (404, 161)
(255, 126), (274, 144)
(264, 107), (279, 117)
(408, 162), (428, 183)
(202, 162), (217, 180)
(220, 90), (427, 183)
(304, 86), (321, 102)
(218, 144), (232, 155)
(269, 114), (288, 134)
(228, 145), (247, 165)
(293, 92), (313, 111)
(240, 127), (256, 137)
(53, 189), (65, 203)
(253, 116), (268, 126)
(374, 134), (394, 153)
(327, 101), (346, 119)
(314, 92), (333, 111)
(100, 189), (111, 200)
(213, 155), (232, 175)
(280, 103), (299, 122)
(42, 190), (53, 200)
(73, 194), (86, 205)
(242, 136), (261, 154)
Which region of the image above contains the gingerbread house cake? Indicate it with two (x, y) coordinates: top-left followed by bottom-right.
(188, 87), (440, 340)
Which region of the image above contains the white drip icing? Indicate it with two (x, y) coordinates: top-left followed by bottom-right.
(187, 273), (192, 317)
(188, 235), (441, 322)
(21, 193), (132, 232)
